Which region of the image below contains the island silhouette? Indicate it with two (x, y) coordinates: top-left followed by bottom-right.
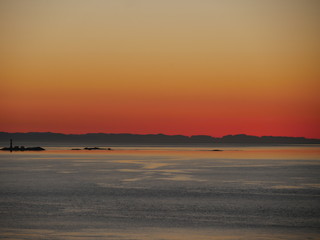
(1, 139), (45, 152)
(0, 132), (319, 145)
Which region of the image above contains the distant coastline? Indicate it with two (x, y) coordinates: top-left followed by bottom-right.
(0, 132), (319, 145)
(1, 146), (45, 152)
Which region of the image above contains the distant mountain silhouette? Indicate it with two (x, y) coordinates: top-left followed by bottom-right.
(0, 132), (319, 145)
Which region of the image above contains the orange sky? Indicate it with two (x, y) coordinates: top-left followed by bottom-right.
(1, 0), (320, 138)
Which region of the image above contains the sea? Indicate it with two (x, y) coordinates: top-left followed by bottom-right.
(0, 144), (319, 240)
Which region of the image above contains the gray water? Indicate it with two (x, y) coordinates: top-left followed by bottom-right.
(0, 145), (319, 239)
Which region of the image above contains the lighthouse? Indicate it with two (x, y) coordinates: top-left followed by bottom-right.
(10, 139), (13, 152)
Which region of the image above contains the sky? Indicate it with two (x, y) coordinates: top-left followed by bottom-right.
(1, 0), (320, 138)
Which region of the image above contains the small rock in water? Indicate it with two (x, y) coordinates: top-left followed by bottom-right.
(84, 147), (106, 150)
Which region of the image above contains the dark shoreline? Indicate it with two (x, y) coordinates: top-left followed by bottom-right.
(1, 132), (319, 145)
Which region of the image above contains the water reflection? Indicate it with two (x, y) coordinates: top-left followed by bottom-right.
(1, 228), (320, 240)
(0, 145), (319, 239)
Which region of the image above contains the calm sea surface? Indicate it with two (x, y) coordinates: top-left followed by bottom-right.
(0, 145), (319, 239)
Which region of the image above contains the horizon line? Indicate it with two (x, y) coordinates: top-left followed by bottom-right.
(0, 131), (319, 140)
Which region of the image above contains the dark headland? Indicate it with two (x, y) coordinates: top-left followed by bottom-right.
(1, 146), (45, 151)
(0, 138), (45, 152)
(0, 132), (319, 145)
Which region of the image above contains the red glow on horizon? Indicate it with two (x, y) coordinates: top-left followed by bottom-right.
(1, 1), (319, 139)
